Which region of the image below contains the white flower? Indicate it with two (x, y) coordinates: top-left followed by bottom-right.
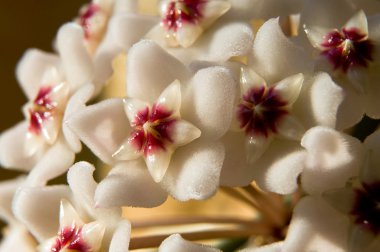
(159, 234), (221, 252)
(67, 40), (236, 206)
(13, 162), (131, 252)
(303, 7), (380, 128)
(0, 23), (95, 186)
(283, 127), (380, 252)
(219, 18), (345, 195)
(0, 177), (36, 252)
(113, 81), (201, 182)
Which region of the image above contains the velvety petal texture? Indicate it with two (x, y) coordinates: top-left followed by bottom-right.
(301, 127), (365, 195)
(159, 234), (221, 252)
(95, 161), (168, 208)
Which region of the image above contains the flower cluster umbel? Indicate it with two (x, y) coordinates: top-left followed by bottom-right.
(1, 0), (380, 251)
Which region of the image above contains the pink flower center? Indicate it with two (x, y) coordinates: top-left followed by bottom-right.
(51, 225), (90, 252)
(320, 28), (374, 72)
(28, 86), (55, 135)
(78, 3), (101, 39)
(161, 0), (206, 31)
(237, 86), (288, 138)
(129, 104), (177, 156)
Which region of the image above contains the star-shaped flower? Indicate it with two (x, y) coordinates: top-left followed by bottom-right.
(39, 200), (105, 252)
(0, 23), (96, 186)
(67, 40), (236, 206)
(219, 18), (345, 195)
(13, 162), (131, 252)
(301, 6), (380, 128)
(113, 81), (201, 182)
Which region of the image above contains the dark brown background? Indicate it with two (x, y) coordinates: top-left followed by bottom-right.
(0, 0), (88, 180)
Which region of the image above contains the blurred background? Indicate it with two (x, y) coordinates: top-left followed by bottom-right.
(0, 0), (87, 180)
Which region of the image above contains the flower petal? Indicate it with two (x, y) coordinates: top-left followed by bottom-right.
(156, 80), (181, 116)
(0, 226), (36, 252)
(206, 22), (253, 62)
(245, 135), (272, 164)
(66, 98), (130, 165)
(26, 138), (75, 186)
(219, 132), (252, 186)
(240, 67), (267, 95)
(301, 127), (365, 195)
(160, 140), (225, 201)
(304, 25), (334, 50)
(93, 13), (157, 86)
(250, 18), (313, 84)
(273, 73), (304, 105)
(0, 121), (38, 171)
(175, 22), (203, 48)
(171, 120), (201, 147)
(293, 72), (344, 129)
(277, 115), (305, 141)
(344, 10), (368, 35)
(127, 40), (190, 103)
(252, 139), (306, 194)
(123, 98), (150, 125)
(182, 67), (237, 140)
(348, 224), (376, 252)
(109, 220), (131, 252)
(241, 242), (283, 252)
(0, 176), (25, 224)
(13, 185), (71, 242)
(16, 49), (60, 100)
(159, 234), (221, 252)
(63, 84), (95, 153)
(81, 221), (106, 251)
(323, 187), (356, 214)
(56, 23), (94, 91)
(283, 196), (349, 252)
(59, 199), (84, 228)
(363, 66), (380, 119)
(95, 160), (168, 208)
(145, 149), (173, 183)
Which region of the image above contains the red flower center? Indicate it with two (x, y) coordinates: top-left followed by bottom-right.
(237, 86), (288, 138)
(51, 225), (90, 252)
(129, 104), (177, 156)
(78, 3), (101, 39)
(28, 86), (55, 135)
(161, 0), (206, 31)
(320, 28), (374, 72)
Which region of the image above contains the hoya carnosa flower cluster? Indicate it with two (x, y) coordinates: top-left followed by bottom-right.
(0, 0), (380, 251)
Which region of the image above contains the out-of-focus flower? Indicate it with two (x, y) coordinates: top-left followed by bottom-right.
(13, 162), (131, 252)
(0, 177), (36, 252)
(303, 5), (380, 129)
(0, 22), (97, 186)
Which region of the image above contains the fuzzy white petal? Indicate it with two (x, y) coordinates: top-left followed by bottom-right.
(13, 185), (71, 242)
(95, 160), (168, 208)
(161, 140), (225, 201)
(159, 234), (221, 252)
(252, 139), (306, 194)
(0, 122), (38, 171)
(127, 40), (190, 103)
(283, 196), (349, 252)
(183, 67), (237, 140)
(301, 127), (365, 195)
(57, 23), (94, 91)
(109, 220), (131, 252)
(250, 18), (313, 84)
(26, 138), (75, 186)
(207, 22), (253, 62)
(67, 98), (129, 165)
(16, 49), (60, 100)
(63, 84), (95, 152)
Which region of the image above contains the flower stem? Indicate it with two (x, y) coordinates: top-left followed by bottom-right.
(132, 216), (261, 229)
(129, 226), (271, 250)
